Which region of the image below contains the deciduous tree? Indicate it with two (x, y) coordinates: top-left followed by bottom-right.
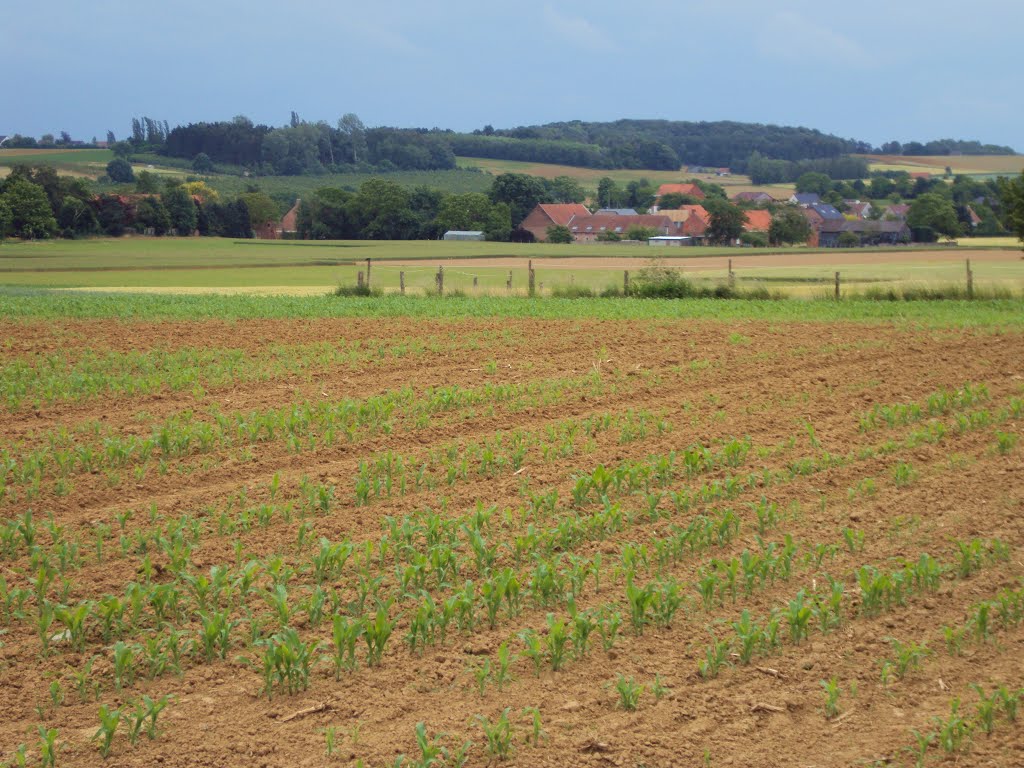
(1, 178), (58, 239)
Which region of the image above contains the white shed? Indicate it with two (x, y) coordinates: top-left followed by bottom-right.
(443, 230), (485, 241)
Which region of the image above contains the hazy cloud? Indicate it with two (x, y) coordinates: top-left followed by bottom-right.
(542, 6), (617, 52)
(758, 11), (870, 64)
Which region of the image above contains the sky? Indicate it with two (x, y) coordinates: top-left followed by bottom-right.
(2, 0), (1020, 151)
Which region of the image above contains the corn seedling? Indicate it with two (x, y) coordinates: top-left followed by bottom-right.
(475, 708), (513, 760)
(35, 727), (59, 768)
(820, 677), (841, 719)
(521, 706), (546, 746)
(412, 722), (448, 768)
(698, 639), (730, 680)
(614, 675), (643, 711)
(889, 639), (930, 679)
(93, 704), (121, 758)
(652, 674), (669, 701)
(323, 725), (337, 757)
(934, 697), (971, 753)
(363, 606), (394, 666)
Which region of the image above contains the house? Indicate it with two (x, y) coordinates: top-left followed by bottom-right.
(843, 201), (873, 219)
(817, 219), (910, 247)
(790, 192), (821, 206)
(656, 206), (709, 237)
(648, 236), (695, 247)
(883, 204), (910, 220)
(743, 210), (772, 233)
(568, 213), (676, 243)
(654, 183), (705, 200)
(518, 203), (591, 242)
(443, 230), (485, 241)
(596, 208), (639, 216)
(732, 191), (775, 204)
(281, 200), (300, 236)
(965, 206), (983, 229)
(806, 202), (839, 221)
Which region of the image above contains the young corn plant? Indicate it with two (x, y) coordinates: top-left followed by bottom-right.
(94, 704), (121, 758)
(36, 727), (59, 768)
(475, 708), (513, 761)
(890, 639), (930, 679)
(614, 675), (644, 711)
(521, 706), (546, 747)
(698, 639), (731, 680)
(364, 607), (394, 667)
(821, 677), (841, 719)
(545, 614), (570, 671)
(260, 627), (318, 698)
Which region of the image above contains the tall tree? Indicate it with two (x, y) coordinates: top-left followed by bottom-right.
(704, 198), (746, 245)
(999, 173), (1024, 249)
(162, 186), (198, 234)
(908, 193), (960, 240)
(1, 178), (58, 239)
(769, 206), (812, 245)
(489, 173), (547, 228)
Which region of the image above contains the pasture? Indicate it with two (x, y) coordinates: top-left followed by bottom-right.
(0, 286), (1022, 767)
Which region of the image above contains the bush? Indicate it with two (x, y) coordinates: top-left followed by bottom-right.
(332, 284), (380, 297)
(837, 231), (860, 248)
(546, 225), (573, 243)
(551, 284), (597, 298)
(740, 231), (768, 247)
(106, 157), (135, 184)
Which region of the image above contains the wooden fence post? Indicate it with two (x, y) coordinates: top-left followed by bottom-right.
(528, 260), (535, 297)
(507, 271), (513, 291)
(835, 271), (841, 300)
(624, 270), (630, 294)
(357, 271), (364, 289)
(365, 258), (371, 289)
(473, 276), (478, 289)
(399, 271), (405, 295)
(966, 259), (974, 299)
(436, 266), (444, 295)
(728, 258), (735, 289)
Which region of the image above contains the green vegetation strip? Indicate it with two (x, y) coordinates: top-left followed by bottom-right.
(4, 289), (1024, 326)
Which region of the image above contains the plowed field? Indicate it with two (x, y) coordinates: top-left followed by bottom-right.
(1, 314), (1022, 767)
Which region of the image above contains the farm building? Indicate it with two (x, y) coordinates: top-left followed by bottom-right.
(732, 191), (775, 204)
(648, 236), (694, 247)
(596, 208), (639, 216)
(518, 203), (591, 242)
(743, 210), (772, 232)
(816, 219), (910, 247)
(790, 192), (821, 206)
(653, 183), (705, 202)
(568, 214), (676, 243)
(442, 230), (485, 241)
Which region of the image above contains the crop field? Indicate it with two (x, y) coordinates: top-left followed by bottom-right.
(0, 290), (1022, 768)
(860, 155), (1024, 178)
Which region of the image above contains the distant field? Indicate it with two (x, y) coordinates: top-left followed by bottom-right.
(860, 154), (1024, 177)
(0, 148), (113, 165)
(1, 237), (1021, 297)
(456, 157), (795, 198)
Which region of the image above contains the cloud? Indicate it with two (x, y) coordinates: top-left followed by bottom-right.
(757, 11), (870, 65)
(542, 6), (618, 52)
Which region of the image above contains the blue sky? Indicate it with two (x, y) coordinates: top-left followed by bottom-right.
(2, 0), (1020, 151)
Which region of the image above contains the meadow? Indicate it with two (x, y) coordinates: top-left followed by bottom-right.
(0, 284), (1022, 768)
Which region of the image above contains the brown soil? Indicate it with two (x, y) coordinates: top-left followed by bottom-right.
(1, 317), (1022, 768)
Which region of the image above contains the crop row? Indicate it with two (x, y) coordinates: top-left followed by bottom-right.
(0, 329), (526, 411)
(0, 369), (626, 504)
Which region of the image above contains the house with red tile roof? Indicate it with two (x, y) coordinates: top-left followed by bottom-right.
(654, 183), (705, 203)
(743, 210), (772, 232)
(518, 203), (592, 242)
